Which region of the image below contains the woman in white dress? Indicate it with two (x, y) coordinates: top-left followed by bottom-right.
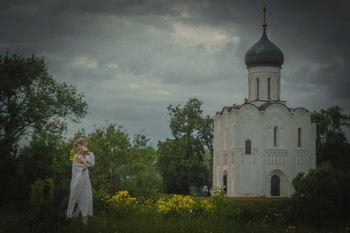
(66, 138), (95, 225)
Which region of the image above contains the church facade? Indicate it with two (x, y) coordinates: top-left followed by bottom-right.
(212, 16), (316, 197)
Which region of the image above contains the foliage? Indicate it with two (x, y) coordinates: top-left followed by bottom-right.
(312, 105), (350, 170)
(103, 190), (138, 218)
(3, 195), (349, 233)
(7, 131), (69, 205)
(5, 121), (161, 223)
(30, 178), (55, 205)
(0, 53), (88, 154)
(292, 162), (350, 223)
(157, 98), (213, 194)
(0, 53), (87, 202)
(156, 194), (197, 217)
(80, 123), (162, 198)
(26, 178), (67, 232)
(102, 190), (243, 220)
(63, 216), (349, 233)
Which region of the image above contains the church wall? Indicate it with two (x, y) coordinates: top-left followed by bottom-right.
(292, 109), (308, 177)
(262, 104), (291, 196)
(264, 104), (290, 149)
(248, 66), (281, 101)
(214, 104), (316, 197)
(235, 105), (262, 196)
(213, 109), (231, 193)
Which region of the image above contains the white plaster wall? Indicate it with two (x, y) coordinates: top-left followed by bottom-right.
(248, 66), (281, 101)
(213, 103), (316, 197)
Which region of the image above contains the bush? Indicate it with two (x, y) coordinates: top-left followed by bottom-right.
(292, 162), (350, 224)
(24, 178), (67, 232)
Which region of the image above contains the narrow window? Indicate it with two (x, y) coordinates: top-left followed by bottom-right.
(245, 140), (251, 155)
(268, 78), (271, 99)
(273, 126), (278, 147)
(298, 127), (302, 148)
(223, 170), (227, 191)
(257, 78), (260, 99)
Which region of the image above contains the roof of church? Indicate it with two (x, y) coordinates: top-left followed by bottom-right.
(244, 7), (284, 68)
(244, 27), (284, 68)
(215, 102), (311, 116)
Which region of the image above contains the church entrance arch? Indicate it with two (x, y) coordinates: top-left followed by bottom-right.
(271, 175), (280, 196)
(266, 169), (288, 197)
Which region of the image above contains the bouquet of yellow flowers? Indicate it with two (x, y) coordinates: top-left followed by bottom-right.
(69, 148), (87, 163)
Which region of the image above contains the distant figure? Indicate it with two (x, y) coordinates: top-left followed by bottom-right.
(203, 185), (209, 197)
(66, 138), (95, 226)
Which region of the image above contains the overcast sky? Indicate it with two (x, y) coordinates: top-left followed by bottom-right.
(1, 0), (350, 145)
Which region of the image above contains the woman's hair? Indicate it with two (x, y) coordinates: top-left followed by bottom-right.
(71, 138), (88, 155)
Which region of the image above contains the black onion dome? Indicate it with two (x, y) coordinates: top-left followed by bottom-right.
(245, 28), (284, 67)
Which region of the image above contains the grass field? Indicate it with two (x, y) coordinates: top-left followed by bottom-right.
(1, 196), (349, 233)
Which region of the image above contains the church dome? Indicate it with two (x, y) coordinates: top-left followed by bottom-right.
(244, 27), (284, 68)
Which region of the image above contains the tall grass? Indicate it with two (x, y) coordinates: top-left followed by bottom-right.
(65, 216), (349, 233)
(1, 193), (349, 233)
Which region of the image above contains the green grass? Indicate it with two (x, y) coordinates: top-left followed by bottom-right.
(64, 215), (349, 233)
(1, 197), (349, 233)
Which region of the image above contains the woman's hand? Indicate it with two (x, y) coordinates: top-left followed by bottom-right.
(82, 146), (89, 153)
(78, 144), (89, 154)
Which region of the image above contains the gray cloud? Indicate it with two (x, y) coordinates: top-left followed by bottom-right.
(1, 0), (350, 143)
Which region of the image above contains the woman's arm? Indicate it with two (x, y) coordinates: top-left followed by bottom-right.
(83, 152), (95, 167)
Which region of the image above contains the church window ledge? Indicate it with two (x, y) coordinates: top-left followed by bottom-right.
(265, 149), (288, 166)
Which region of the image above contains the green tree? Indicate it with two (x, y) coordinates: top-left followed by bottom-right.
(82, 124), (161, 198)
(0, 53), (88, 203)
(15, 131), (68, 200)
(0, 53), (88, 153)
(312, 105), (350, 170)
(157, 98), (213, 194)
(292, 162), (350, 223)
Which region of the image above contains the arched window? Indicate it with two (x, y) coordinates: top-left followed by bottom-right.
(256, 78), (260, 99)
(298, 127), (302, 148)
(273, 126), (278, 147)
(245, 140), (251, 155)
(268, 78), (271, 99)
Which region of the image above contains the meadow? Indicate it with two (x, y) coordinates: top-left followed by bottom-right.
(2, 190), (349, 233)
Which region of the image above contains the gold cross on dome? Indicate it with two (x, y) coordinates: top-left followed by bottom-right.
(262, 6), (267, 27)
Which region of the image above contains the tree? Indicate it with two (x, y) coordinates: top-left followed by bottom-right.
(312, 105), (350, 170)
(0, 53), (88, 153)
(290, 106), (350, 224)
(14, 130), (70, 203)
(82, 124), (161, 198)
(0, 53), (88, 202)
(157, 98), (213, 194)
(292, 162), (350, 223)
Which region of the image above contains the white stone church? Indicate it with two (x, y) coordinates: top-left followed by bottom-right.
(212, 16), (316, 197)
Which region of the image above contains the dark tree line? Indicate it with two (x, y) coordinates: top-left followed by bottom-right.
(157, 98), (213, 194)
(292, 106), (350, 224)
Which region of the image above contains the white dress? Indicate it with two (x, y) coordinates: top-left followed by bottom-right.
(66, 152), (95, 218)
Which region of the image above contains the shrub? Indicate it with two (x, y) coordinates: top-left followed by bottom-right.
(292, 162), (350, 224)
(103, 190), (139, 218)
